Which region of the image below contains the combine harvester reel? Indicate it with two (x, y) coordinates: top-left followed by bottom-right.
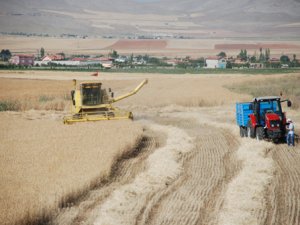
(63, 79), (148, 124)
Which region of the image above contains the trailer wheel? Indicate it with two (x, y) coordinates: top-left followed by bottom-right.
(243, 127), (248, 137)
(240, 127), (245, 137)
(256, 127), (265, 141)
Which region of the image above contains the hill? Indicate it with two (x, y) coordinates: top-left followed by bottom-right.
(0, 0), (300, 38)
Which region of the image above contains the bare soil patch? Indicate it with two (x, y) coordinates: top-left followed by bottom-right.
(215, 43), (300, 50)
(1, 36), (300, 57)
(106, 40), (167, 50)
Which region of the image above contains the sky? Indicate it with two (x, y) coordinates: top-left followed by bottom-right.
(134, 0), (161, 2)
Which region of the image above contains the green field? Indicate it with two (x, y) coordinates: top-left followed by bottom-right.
(1, 65), (300, 75)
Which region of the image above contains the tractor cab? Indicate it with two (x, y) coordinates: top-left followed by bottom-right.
(251, 97), (283, 127)
(81, 83), (103, 106)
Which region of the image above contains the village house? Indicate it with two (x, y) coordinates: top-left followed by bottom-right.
(9, 54), (35, 66)
(72, 57), (103, 66)
(34, 54), (66, 66)
(42, 54), (64, 62)
(205, 56), (227, 69)
(99, 57), (113, 68)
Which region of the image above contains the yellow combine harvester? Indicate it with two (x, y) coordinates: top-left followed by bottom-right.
(63, 79), (148, 124)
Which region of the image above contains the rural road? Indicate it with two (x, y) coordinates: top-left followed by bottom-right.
(53, 106), (300, 225)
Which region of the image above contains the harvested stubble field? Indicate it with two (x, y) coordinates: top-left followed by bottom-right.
(0, 70), (300, 225)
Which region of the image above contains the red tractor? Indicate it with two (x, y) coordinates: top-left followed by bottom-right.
(236, 96), (292, 142)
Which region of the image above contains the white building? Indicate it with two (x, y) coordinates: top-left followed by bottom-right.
(205, 56), (227, 69)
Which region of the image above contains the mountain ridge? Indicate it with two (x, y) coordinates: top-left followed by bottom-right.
(0, 0), (299, 37)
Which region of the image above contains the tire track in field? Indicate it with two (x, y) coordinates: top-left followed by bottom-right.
(217, 139), (274, 225)
(53, 130), (161, 225)
(145, 122), (240, 225)
(266, 144), (300, 225)
(161, 109), (276, 225)
(124, 113), (240, 225)
(91, 123), (194, 225)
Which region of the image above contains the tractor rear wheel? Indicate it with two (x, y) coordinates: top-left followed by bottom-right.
(256, 127), (265, 141)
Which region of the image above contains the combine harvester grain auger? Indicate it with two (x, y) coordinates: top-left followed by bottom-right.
(63, 79), (148, 124)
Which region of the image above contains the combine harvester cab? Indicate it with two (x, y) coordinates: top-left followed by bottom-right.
(63, 79), (148, 124)
(236, 96), (292, 142)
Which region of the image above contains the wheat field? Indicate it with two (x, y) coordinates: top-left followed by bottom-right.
(0, 70), (300, 225)
(0, 112), (142, 225)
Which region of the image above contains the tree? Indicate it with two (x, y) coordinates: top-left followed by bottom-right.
(238, 49), (247, 61)
(226, 61), (232, 69)
(0, 49), (11, 61)
(218, 51), (227, 58)
(57, 52), (65, 58)
(291, 54), (297, 67)
(250, 55), (257, 63)
(190, 57), (205, 68)
(265, 48), (270, 61)
(129, 54), (134, 66)
(259, 47), (265, 63)
(280, 55), (290, 64)
(109, 50), (119, 59)
(40, 47), (45, 58)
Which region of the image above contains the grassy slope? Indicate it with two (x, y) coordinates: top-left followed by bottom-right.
(225, 75), (300, 109)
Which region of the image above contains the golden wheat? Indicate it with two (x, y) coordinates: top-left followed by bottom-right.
(0, 112), (142, 225)
(0, 70), (299, 225)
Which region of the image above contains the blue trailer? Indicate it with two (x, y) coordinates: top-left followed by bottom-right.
(236, 102), (252, 127)
(236, 102), (252, 137)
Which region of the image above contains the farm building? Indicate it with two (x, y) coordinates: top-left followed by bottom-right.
(42, 54), (64, 62)
(205, 56), (227, 69)
(9, 55), (34, 66)
(99, 57), (114, 68)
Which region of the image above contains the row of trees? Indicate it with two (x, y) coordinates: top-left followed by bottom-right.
(2, 47), (300, 69)
(0, 49), (12, 61)
(218, 48), (300, 68)
(237, 48), (298, 65)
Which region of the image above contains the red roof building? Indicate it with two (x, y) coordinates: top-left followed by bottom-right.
(42, 54), (64, 61)
(9, 55), (34, 66)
